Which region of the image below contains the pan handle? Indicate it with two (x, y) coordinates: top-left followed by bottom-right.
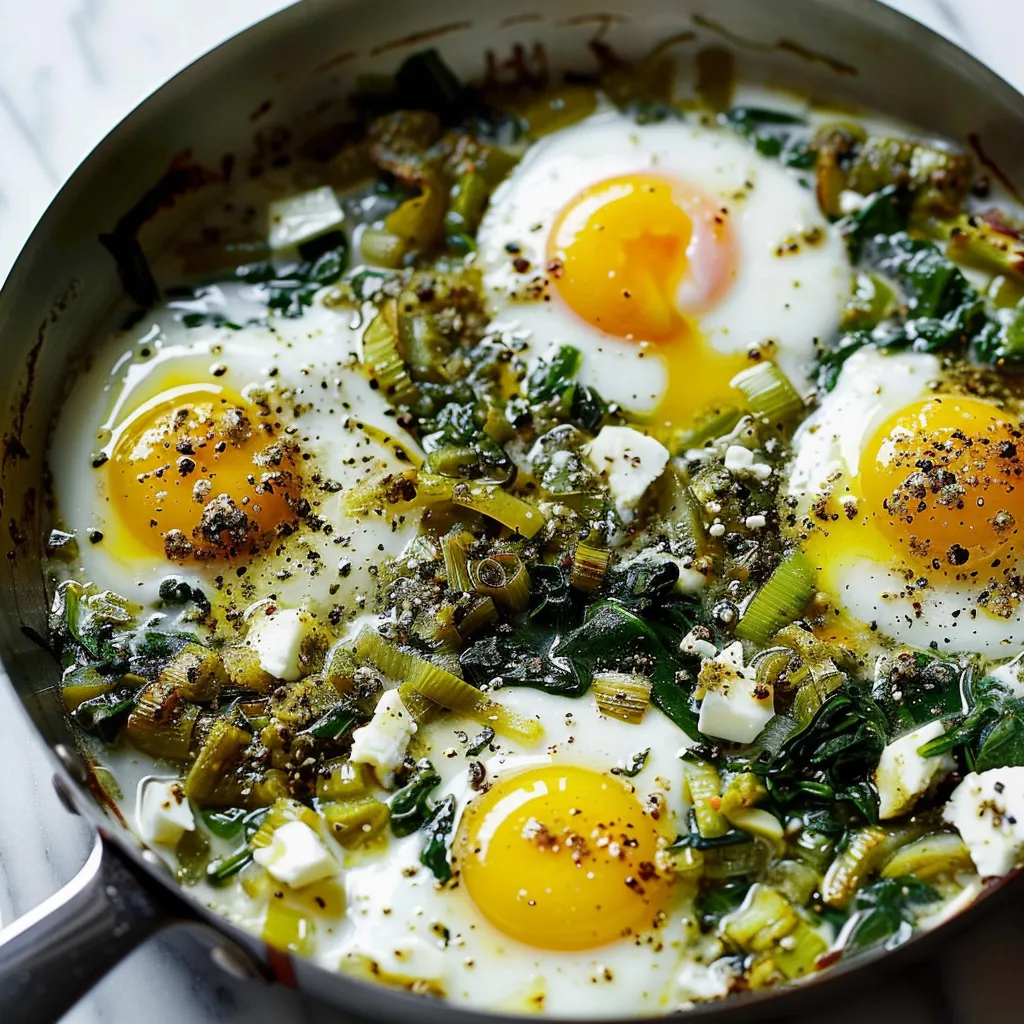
(0, 832), (175, 1024)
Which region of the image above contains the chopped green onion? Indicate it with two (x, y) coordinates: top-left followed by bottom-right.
(730, 362), (805, 422)
(570, 541), (611, 593)
(734, 551), (815, 645)
(592, 671), (652, 725)
(469, 552), (531, 614)
(354, 629), (542, 744)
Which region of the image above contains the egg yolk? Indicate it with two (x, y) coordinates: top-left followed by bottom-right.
(457, 765), (670, 950)
(860, 395), (1024, 575)
(107, 384), (301, 561)
(548, 173), (746, 428)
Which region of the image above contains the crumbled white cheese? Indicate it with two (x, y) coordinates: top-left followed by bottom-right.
(267, 185), (345, 252)
(137, 777), (195, 847)
(874, 720), (953, 820)
(249, 607), (315, 681)
(944, 767), (1024, 877)
(744, 514), (767, 530)
(253, 820), (338, 889)
(990, 652), (1024, 698)
(680, 628), (718, 660)
(723, 445), (772, 480)
(349, 688), (417, 783)
(708, 523), (726, 538)
(676, 567), (708, 595)
(672, 957), (737, 1005)
(838, 189), (868, 215)
(696, 641), (774, 744)
(584, 426), (670, 514)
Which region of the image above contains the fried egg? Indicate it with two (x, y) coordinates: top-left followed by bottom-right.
(192, 685), (700, 1016)
(788, 346), (1024, 654)
(477, 111), (851, 428)
(50, 286), (419, 621)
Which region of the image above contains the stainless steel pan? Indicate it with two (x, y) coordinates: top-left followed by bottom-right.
(1, 1), (1023, 1021)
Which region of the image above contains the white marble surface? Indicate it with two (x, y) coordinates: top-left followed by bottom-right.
(2, 0), (1024, 1021)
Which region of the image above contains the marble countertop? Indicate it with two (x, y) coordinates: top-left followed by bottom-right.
(2, 0), (1024, 1021)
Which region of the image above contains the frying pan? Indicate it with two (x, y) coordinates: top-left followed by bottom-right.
(1, 1), (1022, 1021)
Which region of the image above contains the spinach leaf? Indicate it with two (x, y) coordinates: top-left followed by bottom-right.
(604, 557), (681, 614)
(420, 793), (457, 883)
(201, 807), (249, 839)
(72, 690), (136, 742)
(524, 344), (609, 429)
(460, 620), (581, 696)
(390, 760), (442, 837)
(844, 876), (939, 953)
(975, 705), (1024, 771)
(721, 107), (813, 167)
(753, 684), (887, 823)
(840, 185), (910, 262)
(871, 650), (965, 734)
(972, 307), (1024, 369)
(53, 581), (136, 667)
(817, 331), (872, 392)
(302, 703), (365, 741)
(422, 400), (514, 483)
(614, 748), (650, 778)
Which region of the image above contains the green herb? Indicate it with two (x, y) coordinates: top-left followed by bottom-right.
(390, 760), (442, 837)
(466, 726), (495, 756)
(870, 650), (965, 734)
(53, 581), (136, 666)
(206, 847), (254, 884)
(844, 876), (940, 953)
(420, 793), (457, 883)
(525, 344), (609, 429)
(840, 185), (910, 261)
(721, 107), (813, 168)
(614, 749), (650, 778)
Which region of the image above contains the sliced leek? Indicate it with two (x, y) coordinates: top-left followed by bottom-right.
(361, 305), (416, 402)
(449, 480), (546, 539)
(316, 759), (374, 802)
(734, 551), (816, 645)
(124, 681), (199, 761)
(184, 720), (252, 804)
(880, 832), (974, 880)
(160, 643), (227, 702)
(570, 541), (611, 593)
(354, 628), (542, 744)
(821, 826), (920, 908)
(442, 529), (475, 593)
(592, 671), (652, 724)
(682, 758), (729, 839)
(469, 552), (530, 613)
(730, 362), (805, 422)
(220, 644), (276, 694)
(322, 796), (390, 847)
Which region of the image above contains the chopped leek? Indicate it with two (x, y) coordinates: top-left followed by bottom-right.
(719, 773), (768, 818)
(159, 643), (227, 702)
(397, 681), (443, 724)
(683, 758), (729, 839)
(316, 759), (374, 802)
(449, 480), (546, 538)
(220, 645), (276, 694)
(469, 552), (530, 614)
(354, 628), (542, 744)
(821, 826), (920, 908)
(946, 213), (1024, 279)
(322, 796), (390, 847)
(361, 306), (416, 402)
(263, 897), (315, 956)
(592, 671), (652, 724)
(442, 529), (475, 593)
(360, 226), (407, 269)
(721, 883), (798, 951)
(456, 596), (498, 640)
(184, 720), (251, 804)
(734, 552), (816, 645)
(124, 681), (199, 761)
(730, 362), (805, 422)
(880, 832), (973, 880)
(570, 541), (611, 593)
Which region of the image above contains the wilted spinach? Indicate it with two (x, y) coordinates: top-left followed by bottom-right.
(420, 793), (457, 883)
(390, 760), (442, 837)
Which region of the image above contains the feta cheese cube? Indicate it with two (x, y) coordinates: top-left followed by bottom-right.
(874, 720), (952, 820)
(268, 186), (345, 252)
(137, 777), (195, 847)
(723, 445), (772, 480)
(680, 627), (718, 660)
(253, 820), (338, 889)
(249, 607), (314, 681)
(696, 641), (774, 744)
(584, 426), (670, 514)
(349, 688), (417, 783)
(944, 767), (1024, 877)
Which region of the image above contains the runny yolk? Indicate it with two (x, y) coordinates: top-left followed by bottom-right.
(859, 395), (1024, 576)
(456, 765), (670, 950)
(107, 384), (300, 561)
(547, 173), (746, 428)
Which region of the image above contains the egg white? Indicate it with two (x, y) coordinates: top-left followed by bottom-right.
(477, 110), (851, 416)
(49, 284), (420, 622)
(184, 685), (700, 1016)
(788, 346), (1024, 655)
